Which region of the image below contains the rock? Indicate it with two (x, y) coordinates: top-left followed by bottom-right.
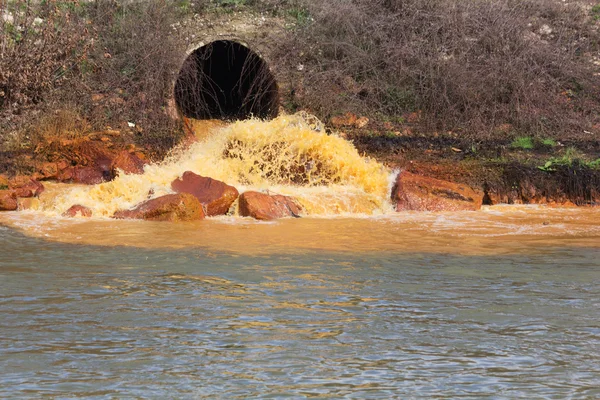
(8, 176), (45, 198)
(355, 116), (369, 128)
(238, 191), (302, 220)
(113, 193), (205, 222)
(33, 162), (59, 180)
(57, 167), (75, 182)
(17, 197), (40, 211)
(62, 205), (93, 217)
(112, 150), (146, 175)
(330, 112), (369, 129)
(171, 171), (239, 216)
(392, 171), (482, 212)
(59, 166), (108, 185)
(0, 190), (17, 211)
(0, 174), (8, 189)
(57, 159), (70, 171)
(331, 112), (357, 128)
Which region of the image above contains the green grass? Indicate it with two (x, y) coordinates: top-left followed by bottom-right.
(540, 138), (556, 147)
(592, 4), (600, 21)
(288, 7), (311, 26)
(511, 136), (534, 150)
(537, 147), (600, 171)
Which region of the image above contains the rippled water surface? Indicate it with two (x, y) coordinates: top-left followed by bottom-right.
(1, 221), (600, 398)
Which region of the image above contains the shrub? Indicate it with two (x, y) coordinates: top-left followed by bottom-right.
(1, 0), (188, 159)
(0, 0), (92, 112)
(79, 0), (188, 156)
(276, 0), (600, 138)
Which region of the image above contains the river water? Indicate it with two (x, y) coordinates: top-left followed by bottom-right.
(1, 207), (600, 398)
(1, 115), (600, 397)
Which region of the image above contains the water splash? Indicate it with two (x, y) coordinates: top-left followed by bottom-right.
(37, 114), (392, 217)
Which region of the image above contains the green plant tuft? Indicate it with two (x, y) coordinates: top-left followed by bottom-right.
(540, 138), (557, 147)
(537, 147), (599, 171)
(511, 136), (534, 150)
(592, 4), (600, 21)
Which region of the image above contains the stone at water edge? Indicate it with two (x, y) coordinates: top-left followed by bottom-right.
(32, 162), (59, 181)
(8, 176), (45, 198)
(238, 191), (303, 220)
(0, 190), (18, 211)
(63, 205), (93, 218)
(113, 193), (205, 222)
(392, 171), (482, 212)
(111, 150), (147, 175)
(171, 171), (239, 216)
(58, 166), (108, 185)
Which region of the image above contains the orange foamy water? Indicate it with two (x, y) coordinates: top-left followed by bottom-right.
(24, 114), (392, 218)
(0, 113), (599, 254)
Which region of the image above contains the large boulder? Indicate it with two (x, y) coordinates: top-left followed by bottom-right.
(238, 191), (302, 220)
(113, 193), (205, 222)
(8, 176), (45, 198)
(171, 171), (239, 216)
(392, 171), (482, 212)
(0, 190), (17, 211)
(62, 205), (93, 218)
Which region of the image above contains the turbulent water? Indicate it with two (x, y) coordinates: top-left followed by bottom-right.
(30, 114), (392, 218)
(1, 115), (600, 397)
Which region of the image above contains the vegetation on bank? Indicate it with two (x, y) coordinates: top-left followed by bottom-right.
(1, 0), (600, 184)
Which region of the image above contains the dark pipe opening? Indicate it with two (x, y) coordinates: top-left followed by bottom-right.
(174, 40), (279, 120)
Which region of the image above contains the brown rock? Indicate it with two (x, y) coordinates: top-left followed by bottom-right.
(113, 193), (205, 222)
(59, 166), (107, 185)
(392, 171), (482, 212)
(0, 174), (8, 189)
(34, 162), (59, 180)
(331, 112), (358, 128)
(17, 197), (40, 211)
(112, 150), (147, 175)
(171, 171), (239, 216)
(238, 191), (302, 220)
(0, 190), (17, 211)
(57, 167), (75, 182)
(62, 205), (93, 218)
(134, 151), (147, 161)
(8, 176), (45, 198)
(355, 117), (369, 128)
(43, 139), (114, 178)
(57, 160), (70, 171)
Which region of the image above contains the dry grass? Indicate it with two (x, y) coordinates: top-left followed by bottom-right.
(2, 0), (599, 162)
(276, 0), (600, 139)
(1, 0), (187, 159)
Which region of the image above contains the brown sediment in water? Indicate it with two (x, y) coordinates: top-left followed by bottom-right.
(1, 206), (599, 256)
(2, 114), (599, 255)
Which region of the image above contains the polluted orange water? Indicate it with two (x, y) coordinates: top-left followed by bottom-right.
(0, 113), (599, 255)
(1, 114), (600, 398)
(23, 113), (391, 217)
